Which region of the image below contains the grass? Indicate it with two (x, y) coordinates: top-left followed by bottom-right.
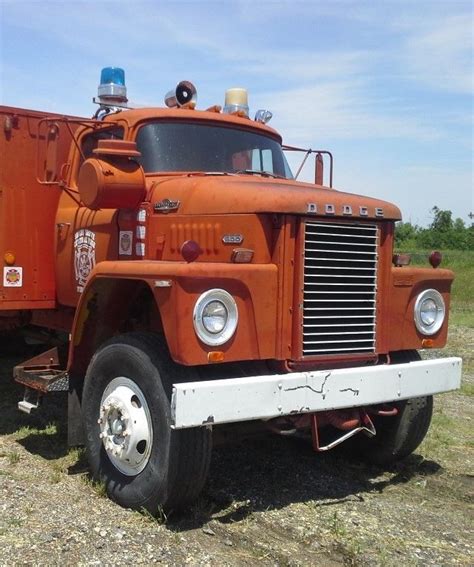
(329, 511), (346, 537)
(461, 382), (474, 397)
(7, 450), (21, 465)
(82, 476), (107, 498)
(139, 506), (168, 525)
(0, 449), (21, 465)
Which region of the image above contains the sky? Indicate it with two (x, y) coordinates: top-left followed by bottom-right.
(0, 0), (472, 226)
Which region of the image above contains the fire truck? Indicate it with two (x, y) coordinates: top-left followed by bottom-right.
(0, 68), (462, 513)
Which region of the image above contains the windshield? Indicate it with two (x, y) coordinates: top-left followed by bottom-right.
(135, 121), (293, 179)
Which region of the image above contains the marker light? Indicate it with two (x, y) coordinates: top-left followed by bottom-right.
(231, 248), (254, 263)
(4, 251), (15, 265)
(392, 253), (411, 267)
(429, 251), (442, 268)
(98, 67), (127, 104)
(181, 240), (201, 263)
(254, 109), (273, 124)
(208, 351), (225, 363)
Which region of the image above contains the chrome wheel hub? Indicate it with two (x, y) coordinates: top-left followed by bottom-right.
(99, 377), (153, 476)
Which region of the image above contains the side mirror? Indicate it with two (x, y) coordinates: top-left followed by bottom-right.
(78, 140), (146, 210)
(36, 120), (64, 185)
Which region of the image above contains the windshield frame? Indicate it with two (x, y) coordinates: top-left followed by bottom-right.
(132, 118), (293, 179)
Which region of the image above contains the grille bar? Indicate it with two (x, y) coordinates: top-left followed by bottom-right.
(305, 323), (375, 328)
(306, 249), (377, 256)
(306, 223), (376, 231)
(307, 232), (378, 239)
(306, 240), (377, 247)
(304, 316), (376, 320)
(305, 291), (376, 301)
(304, 347), (375, 354)
(305, 339), (376, 345)
(307, 259), (376, 264)
(306, 332), (374, 336)
(302, 221), (378, 356)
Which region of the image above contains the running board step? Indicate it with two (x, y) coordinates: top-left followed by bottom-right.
(14, 347), (69, 393)
(18, 387), (42, 414)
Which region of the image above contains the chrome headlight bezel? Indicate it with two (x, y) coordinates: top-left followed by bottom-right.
(193, 289), (238, 346)
(414, 289), (445, 336)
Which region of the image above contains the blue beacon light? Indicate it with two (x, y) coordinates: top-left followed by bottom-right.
(98, 67), (127, 104)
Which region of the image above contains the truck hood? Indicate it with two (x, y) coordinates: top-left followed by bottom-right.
(148, 175), (401, 221)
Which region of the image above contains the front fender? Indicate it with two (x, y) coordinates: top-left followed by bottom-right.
(69, 260), (278, 370)
(387, 267), (454, 352)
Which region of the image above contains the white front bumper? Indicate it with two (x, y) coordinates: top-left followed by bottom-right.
(171, 357), (462, 429)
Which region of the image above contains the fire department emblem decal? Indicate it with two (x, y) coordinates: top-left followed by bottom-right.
(119, 231), (133, 255)
(3, 267), (23, 287)
(74, 229), (96, 292)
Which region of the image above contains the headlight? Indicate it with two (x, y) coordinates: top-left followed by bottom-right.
(193, 289), (238, 346)
(414, 289), (445, 336)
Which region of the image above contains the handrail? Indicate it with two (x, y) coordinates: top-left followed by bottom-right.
(282, 145), (334, 188)
(35, 116), (119, 186)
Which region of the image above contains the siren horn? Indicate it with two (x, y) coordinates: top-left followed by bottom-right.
(164, 81), (197, 108)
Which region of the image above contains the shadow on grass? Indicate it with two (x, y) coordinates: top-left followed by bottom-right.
(168, 435), (443, 531)
(0, 342), (69, 459)
(15, 394), (68, 460)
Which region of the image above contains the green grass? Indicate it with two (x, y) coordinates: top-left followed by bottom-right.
(0, 449), (21, 465)
(82, 476), (107, 498)
(396, 249), (474, 327)
(461, 382), (474, 397)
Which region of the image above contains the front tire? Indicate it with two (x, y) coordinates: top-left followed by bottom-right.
(82, 333), (212, 513)
(342, 351), (433, 465)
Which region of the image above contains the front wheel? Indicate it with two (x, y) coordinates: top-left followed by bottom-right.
(82, 333), (212, 513)
(341, 351), (433, 465)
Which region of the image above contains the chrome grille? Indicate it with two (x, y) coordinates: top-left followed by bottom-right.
(302, 221), (378, 356)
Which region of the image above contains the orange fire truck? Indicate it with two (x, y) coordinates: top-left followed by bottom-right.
(0, 68), (462, 513)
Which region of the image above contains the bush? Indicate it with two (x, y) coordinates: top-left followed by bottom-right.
(395, 207), (473, 251)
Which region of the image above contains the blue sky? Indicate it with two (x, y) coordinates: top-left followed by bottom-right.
(1, 0), (472, 225)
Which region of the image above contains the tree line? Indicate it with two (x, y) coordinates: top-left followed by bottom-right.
(395, 207), (473, 250)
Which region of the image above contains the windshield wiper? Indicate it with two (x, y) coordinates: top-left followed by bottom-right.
(186, 171), (237, 177)
(234, 169), (283, 179)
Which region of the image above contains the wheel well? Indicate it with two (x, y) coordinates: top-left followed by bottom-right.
(69, 278), (163, 378)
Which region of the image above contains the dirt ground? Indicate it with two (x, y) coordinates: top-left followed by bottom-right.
(0, 326), (472, 566)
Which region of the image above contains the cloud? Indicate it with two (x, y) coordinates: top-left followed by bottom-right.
(253, 81), (441, 146)
(396, 13), (473, 94)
